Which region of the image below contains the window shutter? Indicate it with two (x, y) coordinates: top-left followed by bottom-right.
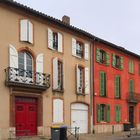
(116, 105), (121, 122)
(129, 80), (134, 98)
(118, 106), (121, 122)
(129, 60), (131, 73)
(85, 67), (89, 94)
(58, 33), (63, 52)
(100, 72), (105, 96)
(120, 57), (124, 70)
(115, 105), (118, 122)
(20, 19), (28, 42)
(84, 43), (89, 60)
(107, 105), (110, 122)
(112, 53), (116, 67)
(96, 48), (100, 62)
(115, 76), (120, 98)
(48, 28), (53, 49)
(72, 38), (76, 56)
(28, 21), (33, 44)
(139, 64), (140, 75)
(131, 61), (134, 73)
(9, 44), (18, 68)
(106, 52), (110, 65)
(53, 99), (63, 123)
(36, 54), (43, 73)
(53, 57), (58, 90)
(97, 104), (101, 122)
(76, 65), (80, 93)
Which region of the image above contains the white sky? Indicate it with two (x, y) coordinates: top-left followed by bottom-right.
(15, 0), (140, 55)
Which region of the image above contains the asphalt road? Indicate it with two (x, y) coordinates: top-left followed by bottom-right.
(113, 135), (140, 140)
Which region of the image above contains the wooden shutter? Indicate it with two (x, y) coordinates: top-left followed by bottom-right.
(53, 99), (63, 123)
(28, 21), (33, 44)
(115, 76), (120, 98)
(84, 43), (89, 60)
(129, 80), (134, 98)
(76, 65), (80, 93)
(107, 105), (110, 122)
(72, 38), (76, 56)
(58, 33), (63, 52)
(96, 48), (100, 62)
(131, 61), (134, 73)
(120, 57), (124, 70)
(129, 60), (131, 73)
(48, 28), (53, 49)
(85, 67), (89, 94)
(97, 104), (101, 122)
(139, 64), (140, 75)
(9, 44), (18, 68)
(36, 54), (43, 73)
(53, 57), (58, 90)
(100, 72), (106, 96)
(115, 105), (121, 122)
(112, 53), (116, 67)
(106, 52), (110, 65)
(20, 19), (28, 42)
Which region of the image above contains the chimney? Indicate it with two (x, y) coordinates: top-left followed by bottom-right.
(62, 15), (70, 25)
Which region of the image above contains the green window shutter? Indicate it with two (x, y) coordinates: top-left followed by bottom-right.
(106, 52), (110, 65)
(129, 80), (134, 98)
(139, 64), (140, 75)
(131, 61), (134, 73)
(112, 53), (116, 67)
(129, 60), (131, 73)
(118, 106), (121, 122)
(100, 72), (106, 96)
(115, 76), (120, 98)
(115, 105), (121, 122)
(97, 104), (101, 122)
(96, 48), (100, 62)
(107, 105), (110, 122)
(120, 57), (124, 70)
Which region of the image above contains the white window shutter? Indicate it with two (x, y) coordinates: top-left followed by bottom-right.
(48, 28), (53, 49)
(85, 67), (90, 94)
(76, 65), (80, 93)
(53, 57), (58, 90)
(28, 21), (33, 44)
(36, 54), (43, 73)
(20, 19), (28, 42)
(58, 33), (63, 52)
(9, 44), (18, 68)
(85, 43), (89, 60)
(72, 38), (76, 56)
(53, 99), (63, 123)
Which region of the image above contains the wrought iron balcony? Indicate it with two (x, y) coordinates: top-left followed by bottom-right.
(5, 67), (50, 91)
(127, 92), (140, 104)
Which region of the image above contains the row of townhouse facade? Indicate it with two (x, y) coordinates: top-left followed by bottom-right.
(0, 0), (140, 139)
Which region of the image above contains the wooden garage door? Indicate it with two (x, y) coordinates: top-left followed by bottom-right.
(71, 103), (88, 133)
(15, 97), (37, 136)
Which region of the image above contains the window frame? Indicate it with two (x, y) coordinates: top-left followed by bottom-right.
(76, 41), (84, 58)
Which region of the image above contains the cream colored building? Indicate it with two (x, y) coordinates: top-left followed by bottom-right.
(0, 0), (92, 139)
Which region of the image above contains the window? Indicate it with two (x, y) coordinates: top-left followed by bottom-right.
(100, 71), (106, 97)
(53, 99), (63, 123)
(48, 28), (63, 52)
(97, 104), (110, 122)
(112, 54), (123, 70)
(115, 75), (121, 99)
(18, 52), (33, 78)
(20, 19), (33, 44)
(76, 65), (89, 94)
(129, 60), (134, 74)
(139, 64), (140, 75)
(53, 57), (63, 91)
(96, 48), (110, 65)
(115, 105), (121, 122)
(129, 79), (134, 98)
(72, 38), (89, 60)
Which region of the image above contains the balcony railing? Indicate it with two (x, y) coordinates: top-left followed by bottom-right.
(5, 67), (50, 91)
(127, 92), (140, 104)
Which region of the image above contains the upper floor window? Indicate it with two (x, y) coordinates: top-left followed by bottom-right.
(97, 104), (110, 122)
(139, 64), (140, 76)
(100, 71), (106, 97)
(115, 105), (121, 123)
(115, 75), (121, 99)
(129, 60), (134, 74)
(76, 65), (89, 95)
(53, 57), (63, 92)
(18, 52), (33, 78)
(129, 79), (134, 98)
(48, 28), (63, 52)
(96, 48), (110, 65)
(112, 54), (123, 70)
(20, 19), (33, 44)
(72, 38), (89, 60)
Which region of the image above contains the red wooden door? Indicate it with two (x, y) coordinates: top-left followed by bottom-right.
(15, 97), (37, 136)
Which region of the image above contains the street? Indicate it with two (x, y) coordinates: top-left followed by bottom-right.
(115, 136), (140, 140)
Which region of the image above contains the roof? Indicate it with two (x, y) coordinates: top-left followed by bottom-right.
(1, 0), (140, 59)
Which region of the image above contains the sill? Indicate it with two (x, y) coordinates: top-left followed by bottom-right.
(20, 40), (33, 45)
(128, 72), (134, 75)
(97, 61), (109, 66)
(73, 55), (85, 61)
(100, 95), (107, 98)
(52, 89), (64, 93)
(115, 97), (121, 99)
(112, 66), (123, 71)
